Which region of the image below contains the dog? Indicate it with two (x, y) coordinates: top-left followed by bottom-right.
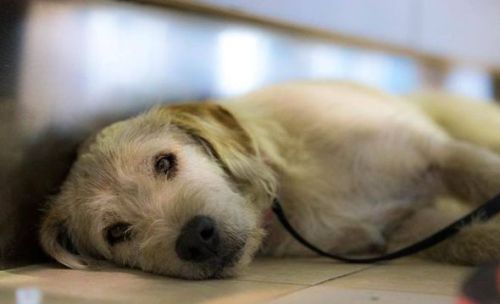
(40, 81), (500, 279)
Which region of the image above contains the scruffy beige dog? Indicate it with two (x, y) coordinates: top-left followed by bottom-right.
(40, 81), (500, 279)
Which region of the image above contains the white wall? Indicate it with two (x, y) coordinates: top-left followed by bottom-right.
(197, 0), (500, 68)
(419, 0), (500, 67)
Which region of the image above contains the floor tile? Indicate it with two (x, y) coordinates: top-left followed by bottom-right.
(267, 285), (456, 304)
(0, 264), (303, 304)
(0, 258), (473, 304)
(238, 257), (372, 285)
(323, 258), (472, 296)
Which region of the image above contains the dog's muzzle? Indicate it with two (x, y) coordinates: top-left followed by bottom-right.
(175, 216), (220, 262)
(175, 215), (245, 275)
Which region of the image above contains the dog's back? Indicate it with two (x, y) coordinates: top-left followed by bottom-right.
(411, 92), (500, 154)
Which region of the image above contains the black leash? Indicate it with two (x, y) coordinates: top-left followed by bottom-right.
(272, 194), (500, 263)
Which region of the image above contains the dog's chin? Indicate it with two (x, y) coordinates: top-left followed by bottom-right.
(166, 257), (243, 280)
(187, 247), (247, 280)
(207, 249), (247, 279)
(142, 243), (248, 280)
(195, 233), (264, 280)
(205, 264), (238, 279)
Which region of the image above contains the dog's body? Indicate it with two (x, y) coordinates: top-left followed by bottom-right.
(40, 81), (500, 279)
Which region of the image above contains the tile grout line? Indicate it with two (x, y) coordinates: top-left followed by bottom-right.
(232, 278), (308, 287)
(259, 285), (313, 304)
(311, 264), (376, 287)
(232, 265), (376, 287)
(257, 265), (378, 304)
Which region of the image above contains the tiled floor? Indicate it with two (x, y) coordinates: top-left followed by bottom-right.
(0, 257), (471, 303)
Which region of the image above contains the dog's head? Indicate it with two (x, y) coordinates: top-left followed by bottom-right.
(39, 103), (277, 279)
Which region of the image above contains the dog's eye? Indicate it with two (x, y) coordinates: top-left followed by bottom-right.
(106, 223), (132, 246)
(154, 153), (177, 177)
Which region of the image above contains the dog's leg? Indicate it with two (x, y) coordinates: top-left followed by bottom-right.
(423, 221), (500, 265)
(437, 141), (500, 205)
(408, 141), (500, 265)
(388, 206), (500, 265)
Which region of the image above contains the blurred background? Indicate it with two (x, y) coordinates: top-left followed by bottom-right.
(0, 0), (499, 263)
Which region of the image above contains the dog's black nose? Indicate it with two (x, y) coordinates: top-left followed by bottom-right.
(175, 216), (220, 262)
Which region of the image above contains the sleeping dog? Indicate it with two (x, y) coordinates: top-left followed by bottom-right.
(40, 81), (500, 279)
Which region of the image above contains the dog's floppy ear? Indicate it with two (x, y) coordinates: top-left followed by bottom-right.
(160, 103), (277, 206)
(167, 103), (254, 174)
(39, 210), (89, 269)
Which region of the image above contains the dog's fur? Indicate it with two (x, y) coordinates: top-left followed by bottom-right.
(40, 81), (500, 279)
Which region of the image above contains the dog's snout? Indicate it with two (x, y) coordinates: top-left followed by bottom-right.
(175, 216), (220, 262)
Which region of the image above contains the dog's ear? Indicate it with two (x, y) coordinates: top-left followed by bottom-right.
(39, 211), (89, 269)
(160, 103), (277, 206)
(167, 103), (254, 175)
